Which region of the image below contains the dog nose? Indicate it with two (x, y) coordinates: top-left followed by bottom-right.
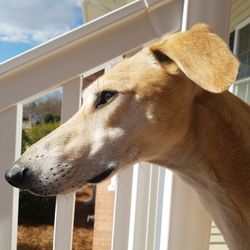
(5, 165), (29, 188)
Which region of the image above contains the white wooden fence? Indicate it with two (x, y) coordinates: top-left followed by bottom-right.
(0, 0), (233, 249)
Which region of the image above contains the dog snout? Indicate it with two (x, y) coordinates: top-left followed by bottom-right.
(5, 164), (29, 188)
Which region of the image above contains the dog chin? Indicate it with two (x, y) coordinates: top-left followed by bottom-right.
(20, 165), (117, 196)
(87, 167), (115, 184)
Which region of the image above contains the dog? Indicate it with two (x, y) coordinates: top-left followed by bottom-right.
(5, 23), (250, 250)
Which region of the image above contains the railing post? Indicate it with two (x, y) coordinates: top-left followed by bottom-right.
(53, 77), (82, 250)
(164, 1), (232, 250)
(111, 167), (134, 250)
(128, 163), (151, 250)
(168, 175), (212, 250)
(183, 0), (231, 41)
(0, 104), (22, 250)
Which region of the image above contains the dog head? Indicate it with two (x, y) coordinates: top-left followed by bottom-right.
(5, 23), (239, 195)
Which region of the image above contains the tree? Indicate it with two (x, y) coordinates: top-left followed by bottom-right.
(23, 90), (62, 122)
(44, 113), (54, 123)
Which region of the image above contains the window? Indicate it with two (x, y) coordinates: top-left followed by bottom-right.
(235, 21), (250, 79)
(232, 17), (250, 103)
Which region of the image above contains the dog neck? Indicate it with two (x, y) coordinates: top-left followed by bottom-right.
(153, 90), (250, 250)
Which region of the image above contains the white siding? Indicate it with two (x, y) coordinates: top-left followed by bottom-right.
(230, 0), (250, 31)
(209, 222), (228, 250)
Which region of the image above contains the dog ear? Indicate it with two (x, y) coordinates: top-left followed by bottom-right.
(150, 23), (239, 93)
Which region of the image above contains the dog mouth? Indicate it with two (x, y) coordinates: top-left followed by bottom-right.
(87, 168), (114, 184)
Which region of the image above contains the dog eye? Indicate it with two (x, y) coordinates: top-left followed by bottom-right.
(95, 90), (117, 109)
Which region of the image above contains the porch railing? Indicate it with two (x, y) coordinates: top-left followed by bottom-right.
(0, 0), (232, 249)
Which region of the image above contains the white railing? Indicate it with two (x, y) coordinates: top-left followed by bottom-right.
(0, 0), (232, 249)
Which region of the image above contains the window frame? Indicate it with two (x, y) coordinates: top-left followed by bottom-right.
(230, 16), (250, 103)
(233, 16), (250, 82)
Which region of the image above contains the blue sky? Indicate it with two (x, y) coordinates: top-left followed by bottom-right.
(0, 0), (84, 63)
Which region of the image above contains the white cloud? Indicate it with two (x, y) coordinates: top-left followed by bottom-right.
(0, 0), (83, 43)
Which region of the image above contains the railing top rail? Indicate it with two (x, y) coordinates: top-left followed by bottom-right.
(0, 0), (182, 112)
(0, 0), (145, 77)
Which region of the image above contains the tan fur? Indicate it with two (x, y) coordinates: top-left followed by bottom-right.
(5, 24), (250, 249)
(150, 23), (240, 93)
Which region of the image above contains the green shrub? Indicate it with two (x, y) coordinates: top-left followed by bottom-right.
(44, 113), (54, 123)
(26, 122), (59, 144)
